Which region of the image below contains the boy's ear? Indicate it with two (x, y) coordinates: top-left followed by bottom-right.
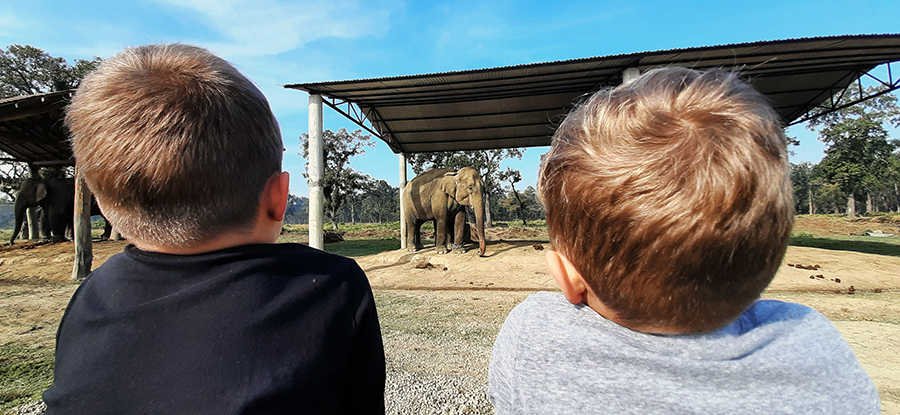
(263, 172), (290, 222)
(546, 249), (589, 305)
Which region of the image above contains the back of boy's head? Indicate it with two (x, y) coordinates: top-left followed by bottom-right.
(538, 67), (793, 333)
(67, 43), (283, 248)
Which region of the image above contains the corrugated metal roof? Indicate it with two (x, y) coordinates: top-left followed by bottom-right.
(286, 34), (900, 154)
(0, 90), (76, 165)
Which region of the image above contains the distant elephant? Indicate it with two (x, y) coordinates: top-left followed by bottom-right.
(9, 177), (111, 244)
(403, 168), (486, 256)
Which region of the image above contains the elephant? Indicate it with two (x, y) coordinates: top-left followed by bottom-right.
(403, 167), (486, 256)
(9, 177), (111, 244)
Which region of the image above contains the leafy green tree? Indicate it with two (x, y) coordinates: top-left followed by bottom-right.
(360, 179), (399, 223)
(406, 148), (524, 226)
(790, 162), (815, 214)
(0, 44), (102, 98)
(807, 86), (900, 217)
(300, 128), (375, 230)
(283, 194), (308, 224)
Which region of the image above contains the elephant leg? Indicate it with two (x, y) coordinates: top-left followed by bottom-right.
(435, 217), (450, 254)
(101, 218), (112, 240)
(48, 208), (67, 242)
(451, 210), (466, 253)
(406, 216), (419, 251)
(40, 208), (52, 241)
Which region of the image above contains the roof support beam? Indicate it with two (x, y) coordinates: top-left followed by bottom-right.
(789, 62), (900, 126)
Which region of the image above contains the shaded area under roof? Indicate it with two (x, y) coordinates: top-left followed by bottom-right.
(0, 90), (76, 165)
(286, 34), (900, 154)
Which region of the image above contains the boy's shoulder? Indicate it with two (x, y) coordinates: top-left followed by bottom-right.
(85, 243), (369, 304)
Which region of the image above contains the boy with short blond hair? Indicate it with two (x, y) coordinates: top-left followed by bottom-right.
(43, 44), (385, 414)
(489, 67), (879, 414)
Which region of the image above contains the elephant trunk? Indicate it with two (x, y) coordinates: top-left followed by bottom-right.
(9, 196), (27, 244)
(473, 192), (486, 257)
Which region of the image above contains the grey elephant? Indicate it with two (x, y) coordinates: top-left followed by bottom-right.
(403, 167), (486, 256)
(9, 177), (111, 244)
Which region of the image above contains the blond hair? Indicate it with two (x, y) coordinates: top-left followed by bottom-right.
(67, 44), (283, 247)
(538, 67), (793, 332)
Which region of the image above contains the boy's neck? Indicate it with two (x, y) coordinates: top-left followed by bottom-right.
(130, 218), (283, 256)
(131, 231), (276, 255)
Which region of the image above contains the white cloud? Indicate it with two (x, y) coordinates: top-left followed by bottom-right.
(153, 0), (402, 57)
(0, 11), (18, 37)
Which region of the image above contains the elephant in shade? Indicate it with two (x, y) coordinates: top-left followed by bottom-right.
(403, 167), (486, 256)
(9, 177), (111, 244)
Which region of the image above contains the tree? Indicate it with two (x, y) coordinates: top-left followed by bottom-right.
(360, 179), (399, 223)
(498, 167), (529, 225)
(300, 128), (374, 230)
(1, 44), (102, 99)
(283, 194), (308, 224)
(790, 162), (815, 214)
(807, 86), (900, 217)
(406, 148), (524, 227)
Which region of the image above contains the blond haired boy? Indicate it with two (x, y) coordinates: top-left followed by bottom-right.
(488, 67), (879, 414)
(43, 44), (385, 414)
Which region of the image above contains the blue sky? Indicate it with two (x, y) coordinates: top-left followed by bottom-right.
(2, 1), (898, 197)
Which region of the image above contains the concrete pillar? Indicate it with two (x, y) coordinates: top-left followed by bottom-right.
(72, 169), (92, 279)
(399, 153), (408, 249)
(308, 94), (325, 250)
(623, 67), (641, 85)
(27, 164), (40, 239)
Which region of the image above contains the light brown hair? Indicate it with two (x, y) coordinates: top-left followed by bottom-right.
(67, 43), (283, 247)
(538, 67), (793, 332)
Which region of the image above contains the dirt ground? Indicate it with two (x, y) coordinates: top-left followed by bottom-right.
(1, 216), (899, 413)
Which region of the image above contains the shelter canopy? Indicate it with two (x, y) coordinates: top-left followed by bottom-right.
(286, 34), (900, 154)
(0, 90), (75, 166)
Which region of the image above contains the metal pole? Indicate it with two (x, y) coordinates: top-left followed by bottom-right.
(72, 169), (92, 279)
(308, 94), (325, 250)
(399, 153), (408, 250)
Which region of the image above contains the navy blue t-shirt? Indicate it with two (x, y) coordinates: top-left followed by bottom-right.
(44, 243), (385, 414)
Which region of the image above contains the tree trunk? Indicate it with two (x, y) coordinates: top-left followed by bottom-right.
(866, 192), (874, 213)
(808, 189), (814, 215)
(895, 183), (899, 212)
(846, 195), (856, 218)
(510, 184), (527, 226)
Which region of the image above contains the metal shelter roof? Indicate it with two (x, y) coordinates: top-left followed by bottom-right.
(0, 90), (76, 165)
(286, 34), (900, 154)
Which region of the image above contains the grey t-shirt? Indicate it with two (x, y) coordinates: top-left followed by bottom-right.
(488, 292), (879, 414)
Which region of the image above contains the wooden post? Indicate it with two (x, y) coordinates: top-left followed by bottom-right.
(308, 94), (325, 250)
(72, 169), (92, 279)
(399, 153), (408, 250)
(27, 164), (40, 239)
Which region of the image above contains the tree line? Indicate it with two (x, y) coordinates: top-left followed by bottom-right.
(790, 85), (900, 217)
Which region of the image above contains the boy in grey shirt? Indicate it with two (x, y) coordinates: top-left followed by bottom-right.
(488, 67), (879, 414)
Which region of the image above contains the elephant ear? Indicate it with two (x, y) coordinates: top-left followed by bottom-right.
(441, 171), (458, 197)
(35, 182), (48, 203)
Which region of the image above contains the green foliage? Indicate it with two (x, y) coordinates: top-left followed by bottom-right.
(284, 194), (308, 224)
(299, 128), (375, 230)
(0, 343), (54, 412)
(793, 87), (900, 215)
(0, 44), (102, 98)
